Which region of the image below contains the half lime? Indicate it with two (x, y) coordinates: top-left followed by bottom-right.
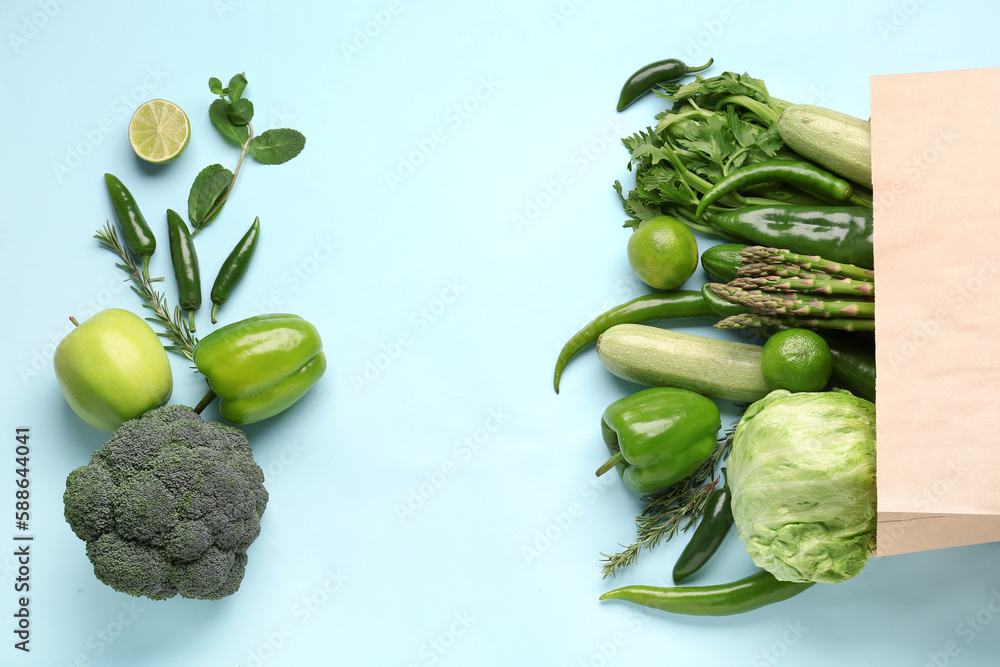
(128, 99), (190, 164)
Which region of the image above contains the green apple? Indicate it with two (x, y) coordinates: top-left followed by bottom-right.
(54, 308), (173, 431)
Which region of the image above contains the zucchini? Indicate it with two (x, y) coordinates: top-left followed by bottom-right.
(777, 104), (872, 188)
(596, 323), (770, 403)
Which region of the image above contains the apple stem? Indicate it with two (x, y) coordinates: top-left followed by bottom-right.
(69, 316), (80, 327)
(193, 389), (217, 415)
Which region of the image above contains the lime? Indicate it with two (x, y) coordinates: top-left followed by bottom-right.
(760, 328), (834, 392)
(128, 99), (190, 164)
(626, 216), (699, 290)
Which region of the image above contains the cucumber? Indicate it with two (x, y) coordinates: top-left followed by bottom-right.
(700, 243), (749, 283)
(596, 323), (770, 403)
(777, 104), (872, 188)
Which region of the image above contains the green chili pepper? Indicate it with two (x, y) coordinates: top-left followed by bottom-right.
(194, 313), (326, 424)
(700, 283), (752, 318)
(553, 291), (713, 393)
(210, 216), (260, 324)
(694, 160), (869, 220)
(166, 209), (202, 332)
(105, 173), (157, 282)
(596, 387), (720, 494)
(672, 485), (734, 583)
(600, 570), (814, 616)
(705, 205), (873, 269)
(616, 57), (714, 111)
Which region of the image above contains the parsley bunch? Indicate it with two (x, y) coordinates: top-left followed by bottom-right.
(614, 71), (812, 236)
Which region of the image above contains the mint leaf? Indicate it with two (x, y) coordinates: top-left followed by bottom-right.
(209, 77), (224, 95)
(229, 98), (254, 126)
(209, 99), (249, 147)
(188, 164), (234, 230)
(247, 128), (306, 165)
(228, 73), (248, 102)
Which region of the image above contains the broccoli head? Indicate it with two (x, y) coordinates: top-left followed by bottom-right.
(64, 404), (268, 600)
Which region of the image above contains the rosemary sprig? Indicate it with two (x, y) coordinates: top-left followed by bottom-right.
(599, 423), (736, 579)
(95, 221), (198, 360)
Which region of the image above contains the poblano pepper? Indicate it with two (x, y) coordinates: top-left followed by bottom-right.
(193, 313), (326, 424)
(596, 387), (721, 494)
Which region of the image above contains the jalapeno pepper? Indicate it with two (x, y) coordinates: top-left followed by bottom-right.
(672, 485), (734, 583)
(617, 57), (714, 111)
(105, 173), (157, 282)
(553, 291), (713, 393)
(705, 205), (873, 269)
(193, 313), (326, 424)
(210, 217), (260, 323)
(600, 570), (814, 616)
(166, 209), (202, 332)
(596, 387), (720, 494)
(694, 160), (869, 220)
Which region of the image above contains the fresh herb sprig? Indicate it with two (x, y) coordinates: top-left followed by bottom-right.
(188, 73), (306, 233)
(95, 222), (198, 360)
(615, 71), (812, 235)
(599, 423), (735, 579)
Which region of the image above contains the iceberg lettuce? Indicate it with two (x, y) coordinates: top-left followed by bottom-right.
(729, 389), (876, 584)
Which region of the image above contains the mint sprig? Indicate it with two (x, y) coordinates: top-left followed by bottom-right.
(189, 72), (306, 233)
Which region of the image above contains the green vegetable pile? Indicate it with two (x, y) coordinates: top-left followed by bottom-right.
(56, 72), (326, 602)
(554, 57), (881, 617)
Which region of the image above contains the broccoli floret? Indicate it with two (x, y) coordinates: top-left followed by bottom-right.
(64, 404), (268, 601)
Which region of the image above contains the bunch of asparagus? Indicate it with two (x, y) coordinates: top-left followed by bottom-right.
(708, 246), (875, 333)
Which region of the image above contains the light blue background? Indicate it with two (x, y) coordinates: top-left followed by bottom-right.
(2, 1), (998, 665)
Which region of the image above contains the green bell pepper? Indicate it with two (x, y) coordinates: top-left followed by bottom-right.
(193, 313), (326, 424)
(596, 387), (720, 493)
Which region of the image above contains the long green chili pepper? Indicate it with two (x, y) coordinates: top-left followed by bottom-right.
(616, 57), (714, 111)
(600, 570), (814, 616)
(694, 160), (870, 220)
(553, 290), (713, 393)
(166, 209), (202, 332)
(105, 173), (157, 282)
(210, 216), (260, 324)
(672, 485), (734, 583)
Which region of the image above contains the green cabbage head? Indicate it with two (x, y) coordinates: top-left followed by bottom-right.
(729, 389), (876, 584)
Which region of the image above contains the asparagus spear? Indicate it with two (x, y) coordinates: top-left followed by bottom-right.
(729, 275), (874, 297)
(714, 313), (875, 332)
(738, 293), (875, 319)
(739, 246), (875, 282)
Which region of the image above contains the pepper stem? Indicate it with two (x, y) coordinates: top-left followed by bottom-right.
(686, 57), (714, 74)
(596, 451), (625, 477)
(211, 303), (221, 324)
(193, 389), (217, 415)
(187, 309), (196, 333)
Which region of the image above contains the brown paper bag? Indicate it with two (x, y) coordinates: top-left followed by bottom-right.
(872, 66), (1000, 557)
